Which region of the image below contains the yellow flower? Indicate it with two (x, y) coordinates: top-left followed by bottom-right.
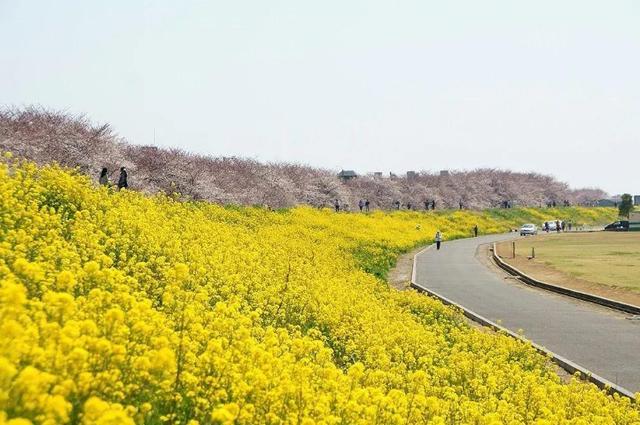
(81, 397), (134, 425)
(0, 158), (632, 424)
(55, 271), (76, 291)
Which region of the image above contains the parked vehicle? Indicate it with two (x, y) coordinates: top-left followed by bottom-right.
(520, 223), (538, 236)
(604, 220), (640, 231)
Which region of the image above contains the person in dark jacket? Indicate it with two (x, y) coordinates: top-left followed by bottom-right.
(334, 199), (340, 212)
(117, 167), (128, 190)
(473, 225), (478, 237)
(358, 199), (365, 212)
(99, 167), (109, 186)
(364, 199), (370, 212)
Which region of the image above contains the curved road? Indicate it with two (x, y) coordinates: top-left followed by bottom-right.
(413, 233), (640, 393)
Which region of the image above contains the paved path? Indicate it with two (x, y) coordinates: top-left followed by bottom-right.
(414, 233), (640, 393)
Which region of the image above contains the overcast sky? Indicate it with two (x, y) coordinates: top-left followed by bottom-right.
(1, 1), (638, 193)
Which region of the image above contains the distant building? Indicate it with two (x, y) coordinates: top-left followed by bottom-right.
(595, 199), (617, 207)
(373, 172), (383, 178)
(634, 195), (640, 206)
(337, 170), (358, 181)
(407, 171), (417, 180)
(439, 170), (449, 177)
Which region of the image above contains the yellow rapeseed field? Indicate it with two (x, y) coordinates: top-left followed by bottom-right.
(0, 155), (634, 425)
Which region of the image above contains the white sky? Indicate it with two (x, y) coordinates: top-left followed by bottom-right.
(1, 0), (638, 194)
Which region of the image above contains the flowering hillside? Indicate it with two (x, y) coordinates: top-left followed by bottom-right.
(0, 156), (633, 425)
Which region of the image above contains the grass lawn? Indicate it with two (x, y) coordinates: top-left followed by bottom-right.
(497, 232), (640, 305)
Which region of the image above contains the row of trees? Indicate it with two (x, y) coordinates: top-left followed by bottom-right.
(0, 107), (608, 209)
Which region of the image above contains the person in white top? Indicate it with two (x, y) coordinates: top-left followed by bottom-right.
(435, 231), (442, 250)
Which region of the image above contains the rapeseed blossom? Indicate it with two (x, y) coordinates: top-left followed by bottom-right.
(0, 157), (635, 424)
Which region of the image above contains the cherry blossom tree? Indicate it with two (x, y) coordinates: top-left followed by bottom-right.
(0, 107), (609, 210)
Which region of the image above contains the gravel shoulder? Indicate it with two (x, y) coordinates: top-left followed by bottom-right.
(387, 246), (424, 290)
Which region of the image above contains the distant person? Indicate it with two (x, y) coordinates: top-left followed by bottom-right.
(424, 200), (429, 210)
(544, 222), (550, 233)
(117, 167), (128, 190)
(473, 225), (478, 237)
(394, 200), (401, 210)
(568, 222), (572, 231)
(334, 199), (340, 212)
(555, 220), (561, 233)
(561, 221), (566, 232)
(358, 199), (364, 212)
(99, 167), (109, 186)
(365, 199), (370, 212)
(431, 200), (436, 210)
(459, 200), (463, 210)
(407, 202), (412, 210)
(435, 231), (442, 250)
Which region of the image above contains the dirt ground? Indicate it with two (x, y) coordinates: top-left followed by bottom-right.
(496, 235), (640, 307)
(387, 246), (425, 290)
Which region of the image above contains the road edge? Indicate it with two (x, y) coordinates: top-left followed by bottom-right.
(410, 243), (636, 400)
(492, 242), (640, 316)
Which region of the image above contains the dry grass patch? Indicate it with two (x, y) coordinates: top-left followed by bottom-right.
(497, 232), (640, 306)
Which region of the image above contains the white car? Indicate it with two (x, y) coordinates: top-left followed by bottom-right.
(520, 223), (538, 236)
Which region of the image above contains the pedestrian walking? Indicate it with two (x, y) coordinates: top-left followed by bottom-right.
(431, 200), (436, 210)
(556, 220), (561, 233)
(334, 199), (340, 212)
(365, 199), (370, 212)
(561, 221), (566, 232)
(424, 200), (429, 210)
(99, 167), (109, 186)
(117, 166), (128, 190)
(394, 200), (401, 210)
(473, 225), (478, 237)
(358, 199), (364, 212)
(435, 231), (442, 250)
(407, 202), (412, 210)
